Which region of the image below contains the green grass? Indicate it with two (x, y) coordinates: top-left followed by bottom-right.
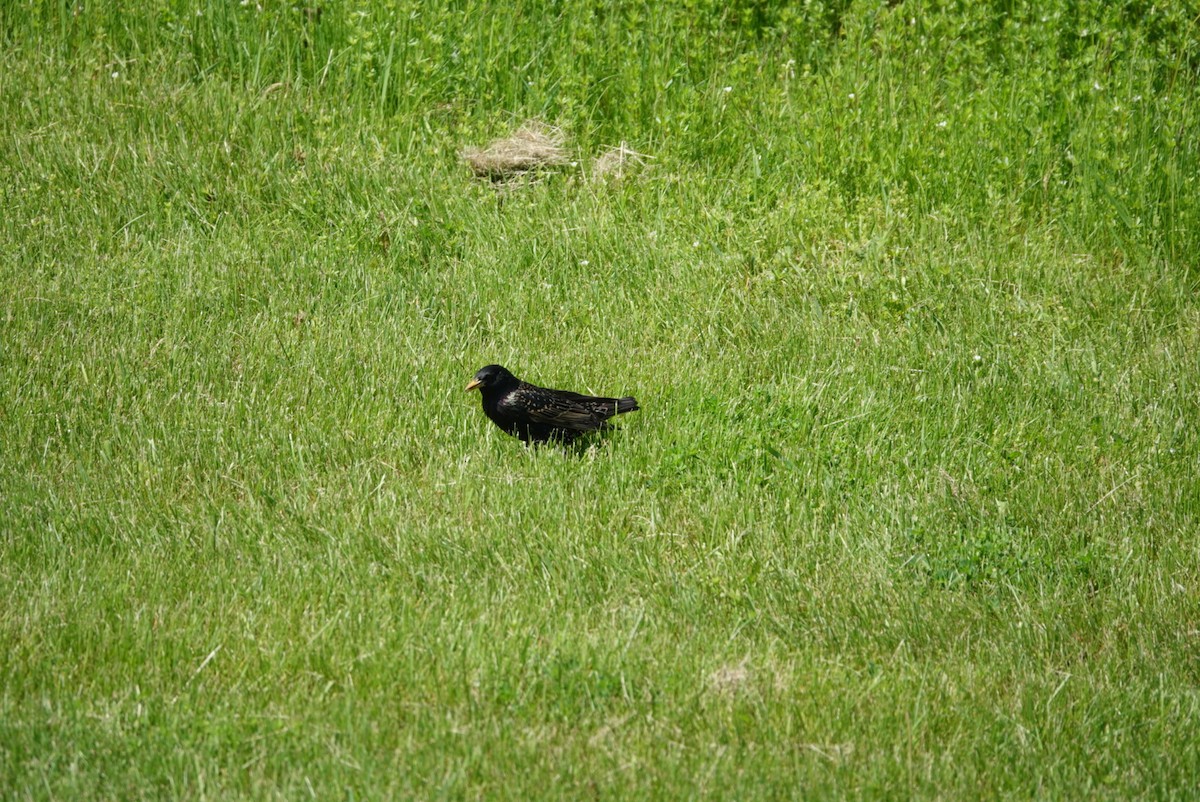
(2, 1), (1199, 798)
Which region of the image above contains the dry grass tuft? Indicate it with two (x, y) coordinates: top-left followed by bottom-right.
(707, 661), (752, 695)
(591, 142), (650, 181)
(463, 121), (570, 181)
(800, 743), (856, 764)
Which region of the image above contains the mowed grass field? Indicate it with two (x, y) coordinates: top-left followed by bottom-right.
(2, 1), (1199, 798)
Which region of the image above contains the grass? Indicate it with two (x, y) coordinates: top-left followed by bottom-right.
(2, 0), (1199, 798)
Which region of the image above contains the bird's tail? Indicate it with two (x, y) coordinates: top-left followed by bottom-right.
(615, 397), (639, 414)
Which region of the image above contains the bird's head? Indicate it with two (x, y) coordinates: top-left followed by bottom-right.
(465, 364), (516, 393)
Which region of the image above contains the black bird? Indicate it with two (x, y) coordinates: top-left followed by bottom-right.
(465, 364), (639, 444)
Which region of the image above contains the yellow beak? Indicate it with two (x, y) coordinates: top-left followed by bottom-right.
(464, 378), (483, 392)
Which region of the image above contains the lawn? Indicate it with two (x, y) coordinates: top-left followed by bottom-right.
(2, 1), (1198, 798)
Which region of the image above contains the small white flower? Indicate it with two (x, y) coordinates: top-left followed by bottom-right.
(111, 71), (119, 79)
(848, 92), (856, 100)
(1093, 82), (1102, 91)
(692, 240), (700, 248)
(579, 259), (589, 266)
(1133, 94), (1143, 102)
(937, 120), (948, 129)
(973, 354), (983, 363)
(723, 86), (732, 93)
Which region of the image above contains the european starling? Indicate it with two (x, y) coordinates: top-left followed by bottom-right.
(465, 364), (639, 444)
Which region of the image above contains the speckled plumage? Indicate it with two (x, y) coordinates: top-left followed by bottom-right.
(465, 364), (639, 444)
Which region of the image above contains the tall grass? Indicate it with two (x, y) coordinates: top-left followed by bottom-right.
(2, 1), (1198, 798)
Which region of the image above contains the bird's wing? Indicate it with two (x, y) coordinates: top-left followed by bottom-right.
(554, 390), (638, 414)
(500, 385), (608, 431)
(547, 389), (623, 406)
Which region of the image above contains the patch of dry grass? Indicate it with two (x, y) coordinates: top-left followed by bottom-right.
(463, 121), (570, 181)
(591, 142), (650, 182)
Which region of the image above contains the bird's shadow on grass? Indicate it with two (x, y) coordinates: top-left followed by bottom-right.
(530, 429), (627, 456)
